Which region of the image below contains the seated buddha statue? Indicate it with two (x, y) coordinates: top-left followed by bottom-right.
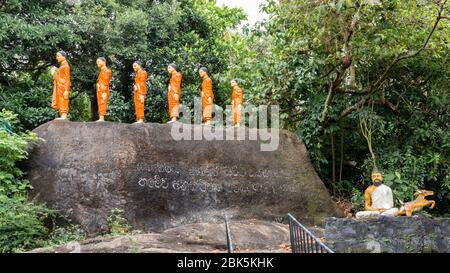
(355, 169), (398, 219)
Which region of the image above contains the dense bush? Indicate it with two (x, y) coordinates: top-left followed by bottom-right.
(0, 195), (52, 252)
(0, 110), (48, 252)
(107, 208), (131, 236)
(0, 110), (86, 252)
(0, 110), (36, 196)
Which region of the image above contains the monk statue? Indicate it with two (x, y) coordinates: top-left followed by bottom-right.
(167, 64), (182, 123)
(96, 57), (112, 122)
(231, 79), (243, 127)
(133, 61), (148, 124)
(199, 67), (214, 125)
(355, 168), (399, 219)
(51, 51), (70, 120)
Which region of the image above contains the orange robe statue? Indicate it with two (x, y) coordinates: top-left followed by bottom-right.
(96, 58), (112, 121)
(231, 80), (243, 127)
(199, 68), (214, 124)
(167, 64), (182, 123)
(133, 62), (148, 123)
(52, 51), (70, 119)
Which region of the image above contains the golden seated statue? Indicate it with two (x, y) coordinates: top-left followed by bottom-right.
(355, 169), (398, 219)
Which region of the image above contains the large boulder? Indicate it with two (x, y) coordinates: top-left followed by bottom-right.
(29, 220), (292, 253)
(25, 121), (340, 235)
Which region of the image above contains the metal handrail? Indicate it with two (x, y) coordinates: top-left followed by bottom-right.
(288, 213), (334, 253)
(224, 215), (234, 253)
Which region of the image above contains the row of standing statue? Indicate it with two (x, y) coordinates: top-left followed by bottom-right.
(51, 51), (244, 127)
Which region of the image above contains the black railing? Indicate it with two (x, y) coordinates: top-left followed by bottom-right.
(224, 215), (234, 253)
(288, 213), (334, 253)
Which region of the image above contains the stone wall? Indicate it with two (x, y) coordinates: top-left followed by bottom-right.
(325, 216), (450, 253)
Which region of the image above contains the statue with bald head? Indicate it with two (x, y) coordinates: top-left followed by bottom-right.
(51, 51), (71, 120)
(96, 57), (112, 122)
(167, 64), (182, 123)
(199, 67), (214, 125)
(133, 61), (147, 124)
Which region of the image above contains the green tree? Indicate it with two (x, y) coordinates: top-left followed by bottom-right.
(0, 0), (246, 126)
(234, 0), (449, 214)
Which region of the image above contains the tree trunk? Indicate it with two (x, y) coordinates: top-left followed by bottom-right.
(339, 132), (344, 183)
(90, 90), (98, 121)
(331, 133), (336, 195)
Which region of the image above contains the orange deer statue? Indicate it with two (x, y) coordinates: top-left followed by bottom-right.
(396, 190), (435, 217)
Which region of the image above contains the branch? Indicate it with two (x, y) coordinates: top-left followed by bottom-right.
(367, 0), (446, 95)
(337, 0), (446, 120)
(339, 99), (399, 120)
(320, 59), (351, 122)
(321, 61), (342, 79)
(320, 5), (362, 124)
(335, 87), (369, 95)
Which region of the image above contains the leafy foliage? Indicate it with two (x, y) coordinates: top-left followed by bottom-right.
(45, 224), (86, 247)
(0, 195), (52, 253)
(0, 109), (87, 252)
(0, 110), (37, 196)
(0, 109), (49, 252)
(107, 208), (131, 236)
(232, 0), (449, 214)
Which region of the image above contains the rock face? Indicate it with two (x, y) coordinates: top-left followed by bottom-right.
(25, 121), (340, 235)
(29, 220), (292, 253)
(325, 216), (450, 253)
